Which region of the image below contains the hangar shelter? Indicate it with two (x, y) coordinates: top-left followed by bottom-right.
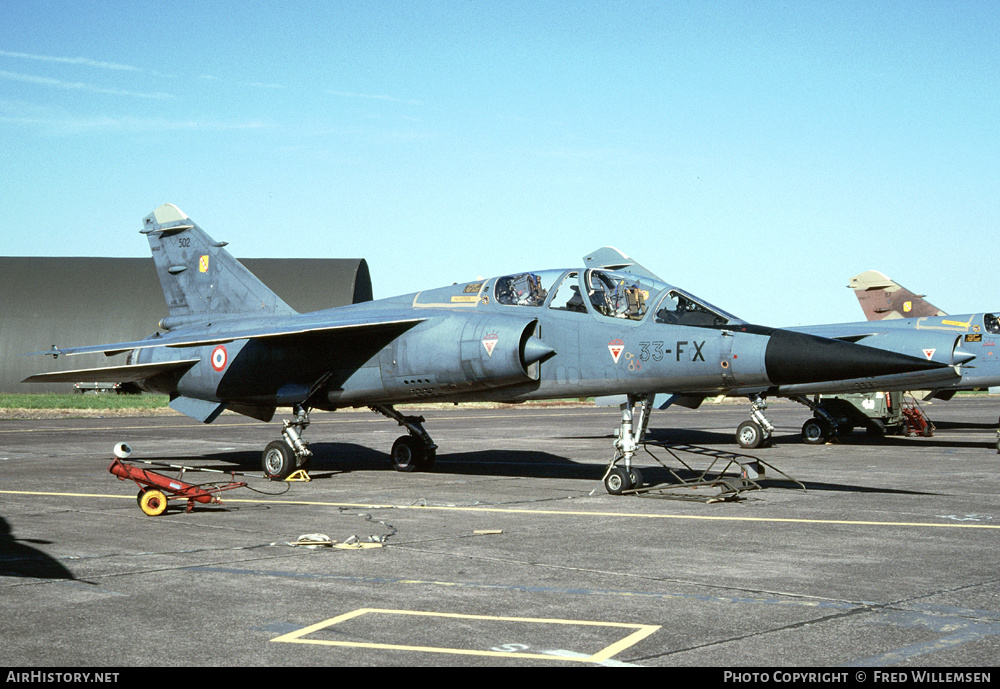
(1, 257), (372, 393)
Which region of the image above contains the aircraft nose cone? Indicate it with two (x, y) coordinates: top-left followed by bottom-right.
(764, 329), (949, 386)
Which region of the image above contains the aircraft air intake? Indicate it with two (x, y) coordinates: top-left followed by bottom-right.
(369, 315), (555, 403)
(459, 316), (554, 387)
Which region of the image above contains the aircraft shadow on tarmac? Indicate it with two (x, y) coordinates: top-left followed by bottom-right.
(928, 419), (999, 431)
(636, 425), (996, 452)
(153, 444), (610, 482)
(0, 516), (76, 580)
(637, 431), (939, 495)
(146, 436), (940, 496)
(647, 426), (996, 451)
(808, 432), (995, 451)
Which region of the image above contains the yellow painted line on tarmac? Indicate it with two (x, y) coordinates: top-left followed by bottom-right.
(270, 607), (660, 663)
(2, 490), (135, 501)
(0, 422), (199, 434)
(3, 489), (999, 530)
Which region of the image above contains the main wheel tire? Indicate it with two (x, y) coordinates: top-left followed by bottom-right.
(139, 488), (168, 516)
(802, 418), (831, 445)
(418, 447), (436, 471)
(262, 440), (296, 480)
(628, 467), (643, 489)
(604, 467), (633, 495)
(736, 420), (764, 449)
(390, 436), (424, 472)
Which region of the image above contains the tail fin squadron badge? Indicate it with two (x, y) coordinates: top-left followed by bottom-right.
(608, 338), (625, 364)
(482, 334), (499, 357)
(199, 255), (210, 273)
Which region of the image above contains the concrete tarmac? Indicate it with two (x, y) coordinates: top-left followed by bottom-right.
(1, 398), (999, 668)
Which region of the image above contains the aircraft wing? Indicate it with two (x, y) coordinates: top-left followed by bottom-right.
(22, 359), (200, 384)
(29, 316), (426, 357)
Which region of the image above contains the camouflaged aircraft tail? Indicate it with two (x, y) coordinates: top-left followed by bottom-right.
(848, 270), (946, 321)
(141, 204), (297, 326)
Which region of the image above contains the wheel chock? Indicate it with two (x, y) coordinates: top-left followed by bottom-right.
(285, 469), (311, 482)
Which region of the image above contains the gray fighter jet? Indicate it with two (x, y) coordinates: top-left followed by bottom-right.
(700, 271), (988, 448)
(768, 271), (1000, 444)
(24, 204), (959, 493)
(845, 269), (1000, 402)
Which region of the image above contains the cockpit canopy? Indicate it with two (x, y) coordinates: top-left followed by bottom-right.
(653, 290), (735, 327)
(492, 268), (739, 326)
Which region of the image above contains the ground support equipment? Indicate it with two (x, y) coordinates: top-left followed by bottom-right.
(620, 442), (805, 503)
(110, 457), (248, 516)
(801, 392), (909, 442)
(900, 397), (934, 437)
(107, 443), (251, 516)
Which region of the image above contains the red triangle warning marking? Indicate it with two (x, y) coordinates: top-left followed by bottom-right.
(482, 334), (499, 357)
(608, 339), (624, 364)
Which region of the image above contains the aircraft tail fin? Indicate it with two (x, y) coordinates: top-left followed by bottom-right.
(848, 270), (947, 321)
(142, 204), (297, 325)
(583, 247), (664, 281)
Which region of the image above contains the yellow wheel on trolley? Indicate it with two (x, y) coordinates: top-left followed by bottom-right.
(139, 488), (169, 516)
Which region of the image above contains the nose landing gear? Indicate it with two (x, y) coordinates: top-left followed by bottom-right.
(601, 394), (652, 494)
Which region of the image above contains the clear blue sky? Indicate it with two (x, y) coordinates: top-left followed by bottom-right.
(2, 1), (997, 326)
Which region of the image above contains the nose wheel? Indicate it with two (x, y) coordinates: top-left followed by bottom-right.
(601, 394), (651, 495)
(603, 466), (644, 495)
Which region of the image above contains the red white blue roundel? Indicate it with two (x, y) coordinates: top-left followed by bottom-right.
(211, 345), (228, 372)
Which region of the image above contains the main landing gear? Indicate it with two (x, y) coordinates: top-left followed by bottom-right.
(261, 405), (313, 480)
(371, 404), (438, 472)
(260, 404), (440, 479)
(733, 394), (844, 448)
(601, 394), (653, 495)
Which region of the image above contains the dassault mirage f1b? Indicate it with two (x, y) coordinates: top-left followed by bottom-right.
(25, 204), (960, 493)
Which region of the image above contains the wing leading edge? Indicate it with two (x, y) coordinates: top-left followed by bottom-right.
(28, 316), (426, 358)
(22, 359), (200, 385)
